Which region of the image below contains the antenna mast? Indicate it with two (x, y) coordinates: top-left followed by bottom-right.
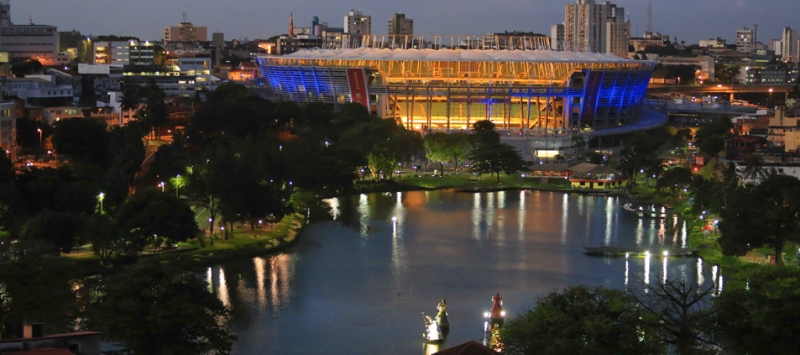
(646, 0), (653, 34)
(182, 12), (187, 22)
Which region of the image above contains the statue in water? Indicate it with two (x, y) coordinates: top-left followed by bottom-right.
(435, 299), (449, 329)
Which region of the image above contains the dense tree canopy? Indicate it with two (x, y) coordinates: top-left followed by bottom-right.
(86, 260), (235, 354)
(715, 267), (800, 353)
(502, 285), (663, 355)
(115, 189), (199, 247)
(718, 174), (800, 265)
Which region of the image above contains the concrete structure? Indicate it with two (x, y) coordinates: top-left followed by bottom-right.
(0, 101), (14, 161)
(344, 9), (371, 47)
(122, 56), (218, 96)
(78, 63), (123, 94)
(781, 27), (798, 63)
(258, 48), (654, 132)
(655, 55), (715, 82)
(92, 40), (154, 65)
(1, 74), (73, 106)
(563, 0), (630, 57)
(629, 33), (665, 52)
(388, 13), (413, 39)
(164, 21), (208, 43)
(551, 24), (565, 51)
(0, 0), (61, 65)
(736, 27), (754, 53)
(699, 37), (726, 48)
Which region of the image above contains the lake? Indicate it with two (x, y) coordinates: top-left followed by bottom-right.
(206, 190), (719, 354)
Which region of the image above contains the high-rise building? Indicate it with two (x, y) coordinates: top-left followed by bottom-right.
(388, 13), (413, 36)
(781, 27), (798, 63)
(562, 0), (629, 57)
(0, 0), (61, 65)
(0, 101), (15, 162)
(344, 9), (371, 37)
(388, 13), (413, 47)
(551, 23), (565, 50)
(164, 20), (208, 43)
(736, 27), (754, 53)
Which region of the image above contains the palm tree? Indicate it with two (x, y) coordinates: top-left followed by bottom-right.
(570, 133), (586, 159)
(120, 84), (142, 121)
(741, 155), (767, 185)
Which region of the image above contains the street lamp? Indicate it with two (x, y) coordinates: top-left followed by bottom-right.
(37, 128), (42, 149)
(98, 192), (105, 214)
(159, 181), (164, 192)
(769, 88), (774, 102)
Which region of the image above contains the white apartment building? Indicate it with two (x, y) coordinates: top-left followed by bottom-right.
(1, 75), (73, 106)
(781, 27), (798, 63)
(344, 9), (371, 35)
(563, 0), (629, 57)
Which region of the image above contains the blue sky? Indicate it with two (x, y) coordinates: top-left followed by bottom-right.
(11, 0), (799, 45)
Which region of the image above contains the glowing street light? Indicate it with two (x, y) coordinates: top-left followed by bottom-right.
(98, 192), (105, 214)
(37, 128), (42, 149)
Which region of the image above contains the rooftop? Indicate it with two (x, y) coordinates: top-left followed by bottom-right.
(265, 48), (643, 64)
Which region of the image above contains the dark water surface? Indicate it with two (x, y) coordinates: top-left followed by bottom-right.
(208, 190), (718, 354)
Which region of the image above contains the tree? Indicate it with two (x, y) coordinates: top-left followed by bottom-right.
(0, 240), (80, 339)
(715, 267), (800, 354)
(115, 189), (199, 247)
(19, 209), (83, 254)
(739, 154), (767, 185)
(53, 117), (111, 168)
(718, 174), (800, 265)
(629, 279), (719, 355)
(656, 167), (693, 198)
(618, 132), (664, 181)
(76, 214), (136, 265)
(501, 285), (664, 355)
(570, 133), (586, 158)
(694, 118), (732, 179)
(468, 142), (530, 182)
(424, 132), (450, 175)
(10, 59), (43, 78)
(85, 260), (235, 354)
(446, 132), (471, 170)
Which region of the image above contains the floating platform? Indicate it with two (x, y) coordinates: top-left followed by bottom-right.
(584, 246), (697, 257)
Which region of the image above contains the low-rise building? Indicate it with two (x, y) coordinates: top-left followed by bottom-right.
(568, 162), (627, 190)
(724, 135), (768, 161)
(1, 75), (74, 106)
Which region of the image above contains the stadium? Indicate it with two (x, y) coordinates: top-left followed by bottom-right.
(257, 48), (655, 135)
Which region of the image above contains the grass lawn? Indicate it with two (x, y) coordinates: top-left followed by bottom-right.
(63, 213), (304, 266)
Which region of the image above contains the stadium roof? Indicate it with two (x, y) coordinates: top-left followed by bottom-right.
(263, 48), (642, 64)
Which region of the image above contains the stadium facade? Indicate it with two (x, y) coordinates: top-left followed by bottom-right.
(257, 48), (654, 133)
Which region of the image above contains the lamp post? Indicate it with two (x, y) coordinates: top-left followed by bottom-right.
(37, 128), (42, 150)
(769, 88), (774, 102)
(98, 192), (105, 214)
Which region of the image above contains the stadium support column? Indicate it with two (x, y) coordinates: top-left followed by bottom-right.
(526, 91), (532, 129)
(426, 85), (432, 129)
(446, 86), (451, 130)
(410, 93), (416, 130)
(467, 87), (472, 129)
(405, 86), (411, 129)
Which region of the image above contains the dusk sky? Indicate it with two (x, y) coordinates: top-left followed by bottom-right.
(11, 0), (800, 45)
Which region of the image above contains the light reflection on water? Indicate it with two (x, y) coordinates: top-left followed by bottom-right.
(212, 190), (720, 354)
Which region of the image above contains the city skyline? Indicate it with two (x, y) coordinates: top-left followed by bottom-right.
(11, 0), (800, 45)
